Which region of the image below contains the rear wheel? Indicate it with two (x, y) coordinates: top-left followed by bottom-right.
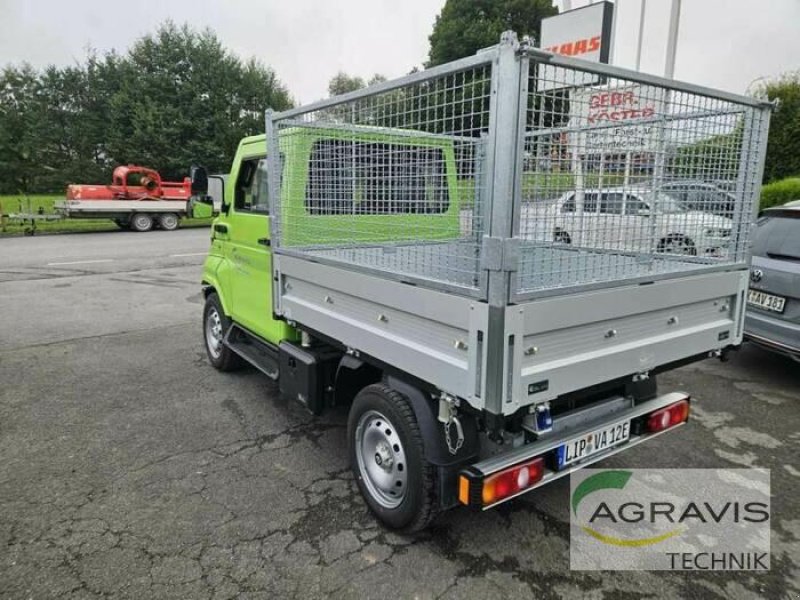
(348, 384), (438, 532)
(130, 213), (154, 232)
(658, 235), (696, 256)
(203, 292), (243, 371)
(158, 213), (179, 231)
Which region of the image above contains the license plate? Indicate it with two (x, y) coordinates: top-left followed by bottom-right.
(556, 419), (631, 469)
(748, 289), (786, 313)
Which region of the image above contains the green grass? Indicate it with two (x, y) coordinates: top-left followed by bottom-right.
(0, 194), (213, 236)
(760, 177), (800, 210)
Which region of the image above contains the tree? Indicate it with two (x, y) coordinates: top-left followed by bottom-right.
(0, 21), (293, 193)
(756, 73), (800, 182)
(328, 72), (365, 97)
(107, 22), (292, 180)
(427, 0), (558, 67)
(328, 72), (386, 97)
(0, 65), (40, 194)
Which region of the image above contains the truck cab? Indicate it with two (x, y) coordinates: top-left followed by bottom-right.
(201, 129), (462, 349)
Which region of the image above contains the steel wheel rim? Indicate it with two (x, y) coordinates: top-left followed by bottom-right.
(161, 214), (178, 229)
(664, 238), (691, 255)
(355, 410), (408, 509)
(205, 307), (223, 358)
(134, 215), (151, 229)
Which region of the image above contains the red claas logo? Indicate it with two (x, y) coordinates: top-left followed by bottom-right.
(545, 35), (601, 57)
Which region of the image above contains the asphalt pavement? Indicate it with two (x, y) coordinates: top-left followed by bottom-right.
(0, 229), (798, 599)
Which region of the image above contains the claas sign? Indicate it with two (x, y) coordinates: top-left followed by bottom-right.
(540, 1), (614, 63)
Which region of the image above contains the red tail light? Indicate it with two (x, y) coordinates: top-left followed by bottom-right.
(459, 456), (545, 507)
(646, 399), (690, 433)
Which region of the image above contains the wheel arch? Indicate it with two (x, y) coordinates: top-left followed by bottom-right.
(201, 279), (231, 317)
(383, 375), (479, 468)
(336, 359), (479, 468)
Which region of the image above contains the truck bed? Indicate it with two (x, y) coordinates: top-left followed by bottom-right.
(295, 238), (721, 296)
(274, 250), (746, 416)
(55, 199), (189, 218)
(266, 35), (769, 420)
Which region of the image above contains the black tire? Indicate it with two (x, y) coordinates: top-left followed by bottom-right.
(130, 213), (154, 232)
(348, 383), (438, 532)
(203, 292), (244, 371)
(658, 235), (696, 256)
(554, 229), (571, 244)
(158, 213), (179, 231)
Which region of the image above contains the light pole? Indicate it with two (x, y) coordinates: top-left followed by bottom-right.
(664, 0), (682, 78)
(634, 0), (647, 71)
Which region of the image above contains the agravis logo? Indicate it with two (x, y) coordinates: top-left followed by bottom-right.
(570, 469), (771, 571)
(572, 470), (682, 547)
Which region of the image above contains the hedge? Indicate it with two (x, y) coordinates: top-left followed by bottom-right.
(760, 177), (800, 210)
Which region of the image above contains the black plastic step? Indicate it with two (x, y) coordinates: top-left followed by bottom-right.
(223, 324), (279, 379)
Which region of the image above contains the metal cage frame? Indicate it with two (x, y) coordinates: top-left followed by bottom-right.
(265, 32), (772, 310)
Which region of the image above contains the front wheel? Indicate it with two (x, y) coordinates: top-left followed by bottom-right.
(203, 293), (243, 371)
(348, 384), (438, 532)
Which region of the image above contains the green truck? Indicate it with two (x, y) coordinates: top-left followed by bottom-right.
(190, 33), (770, 532)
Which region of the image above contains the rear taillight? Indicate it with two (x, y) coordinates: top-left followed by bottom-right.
(645, 399), (690, 433)
(459, 456), (545, 508)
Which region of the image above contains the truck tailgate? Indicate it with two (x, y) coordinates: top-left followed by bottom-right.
(507, 270), (747, 410)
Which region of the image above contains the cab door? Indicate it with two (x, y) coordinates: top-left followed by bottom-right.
(226, 155), (289, 344)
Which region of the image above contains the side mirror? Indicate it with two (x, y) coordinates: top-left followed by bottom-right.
(190, 165), (209, 195)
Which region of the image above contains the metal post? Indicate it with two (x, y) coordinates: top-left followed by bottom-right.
(608, 0), (619, 65)
(265, 108), (283, 315)
(485, 31), (523, 307)
(634, 0), (647, 71)
(482, 31), (524, 420)
(664, 0), (682, 78)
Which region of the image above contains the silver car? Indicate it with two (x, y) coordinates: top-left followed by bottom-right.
(745, 200), (800, 361)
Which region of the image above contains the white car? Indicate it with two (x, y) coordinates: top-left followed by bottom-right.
(529, 188), (734, 257)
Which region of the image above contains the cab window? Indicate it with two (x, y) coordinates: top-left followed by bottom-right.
(583, 192), (598, 213)
(305, 140), (449, 215)
(235, 158), (269, 213)
(599, 192), (624, 215)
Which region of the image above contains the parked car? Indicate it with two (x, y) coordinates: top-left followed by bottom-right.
(744, 200), (800, 361)
(542, 188), (733, 257)
(660, 180), (737, 218)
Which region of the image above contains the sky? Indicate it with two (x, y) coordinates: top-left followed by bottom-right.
(0, 0), (798, 103)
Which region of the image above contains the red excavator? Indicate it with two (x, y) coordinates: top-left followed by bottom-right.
(66, 165), (192, 202)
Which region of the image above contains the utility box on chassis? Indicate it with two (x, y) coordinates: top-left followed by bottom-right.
(200, 32), (771, 531)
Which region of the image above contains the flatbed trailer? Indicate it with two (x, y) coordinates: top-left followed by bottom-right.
(195, 32), (771, 531)
(53, 175), (224, 232)
(54, 198), (190, 230)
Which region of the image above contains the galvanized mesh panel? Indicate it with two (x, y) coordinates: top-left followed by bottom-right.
(516, 56), (770, 296)
(268, 59), (494, 294)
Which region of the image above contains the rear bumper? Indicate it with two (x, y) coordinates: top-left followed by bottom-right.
(460, 392), (689, 510)
(744, 310), (800, 358)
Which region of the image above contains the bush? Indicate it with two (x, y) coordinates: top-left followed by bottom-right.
(760, 176), (800, 210)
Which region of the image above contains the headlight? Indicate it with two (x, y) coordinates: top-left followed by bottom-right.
(704, 227), (731, 238)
